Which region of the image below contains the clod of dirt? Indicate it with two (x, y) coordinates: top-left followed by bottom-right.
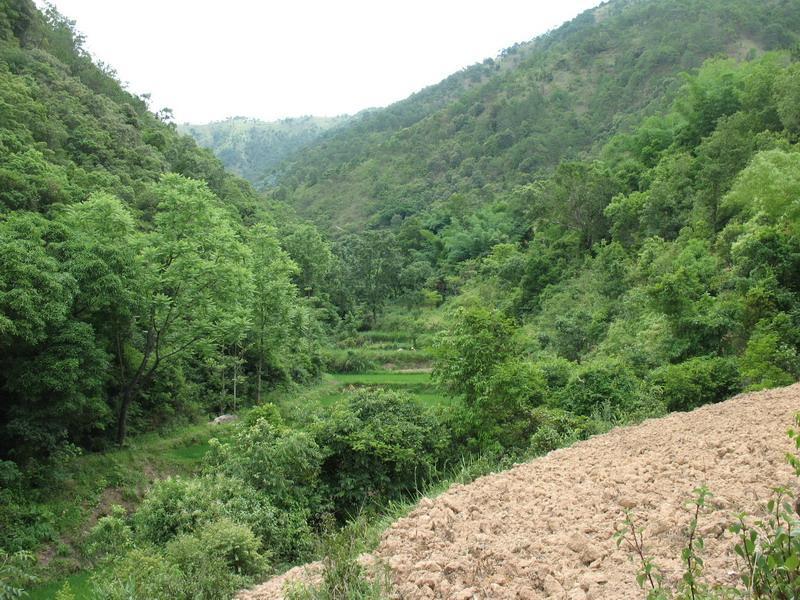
(239, 384), (800, 599)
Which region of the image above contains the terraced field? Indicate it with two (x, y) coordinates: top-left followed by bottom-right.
(285, 325), (453, 413)
(328, 371), (450, 408)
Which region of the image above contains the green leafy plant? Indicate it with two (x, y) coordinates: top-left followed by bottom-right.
(615, 509), (664, 597)
(680, 486), (713, 600)
(315, 388), (448, 517)
(0, 549), (37, 600)
(165, 518), (268, 578)
(728, 415), (800, 598)
(85, 504), (133, 563)
(285, 517), (391, 600)
(621, 417), (800, 599)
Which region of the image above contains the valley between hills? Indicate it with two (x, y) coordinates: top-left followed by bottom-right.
(3, 0), (800, 598)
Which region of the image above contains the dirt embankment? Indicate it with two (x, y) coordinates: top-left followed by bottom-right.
(240, 384), (800, 599)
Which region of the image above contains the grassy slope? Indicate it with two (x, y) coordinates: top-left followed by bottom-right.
(292, 312), (452, 413)
(25, 422), (237, 597)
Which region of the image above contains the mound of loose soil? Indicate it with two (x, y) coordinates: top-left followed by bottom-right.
(240, 384), (800, 599)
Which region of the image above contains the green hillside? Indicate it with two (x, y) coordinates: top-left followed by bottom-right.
(268, 0), (800, 231)
(179, 115), (348, 184)
(5, 0), (800, 597)
(0, 0), (326, 457)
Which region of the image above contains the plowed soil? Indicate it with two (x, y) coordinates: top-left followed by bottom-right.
(239, 384), (800, 599)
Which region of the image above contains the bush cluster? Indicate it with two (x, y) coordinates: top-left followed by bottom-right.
(92, 387), (449, 596)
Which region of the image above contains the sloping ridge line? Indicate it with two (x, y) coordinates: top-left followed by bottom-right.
(240, 383), (800, 599)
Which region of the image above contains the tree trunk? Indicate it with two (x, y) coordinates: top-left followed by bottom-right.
(116, 387), (132, 446)
(257, 360), (262, 403)
(221, 364), (226, 413)
(233, 354), (238, 413)
(256, 336), (263, 403)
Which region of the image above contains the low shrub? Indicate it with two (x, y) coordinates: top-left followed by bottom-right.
(0, 549), (37, 599)
(285, 519), (391, 600)
(315, 388), (449, 517)
(528, 407), (601, 456)
(90, 548), (187, 600)
(557, 358), (647, 417)
(85, 504), (133, 563)
(133, 476), (221, 545)
(322, 349), (377, 373)
(243, 402), (284, 428)
(204, 419), (324, 514)
(165, 518), (267, 578)
(536, 356), (575, 390)
(473, 358), (549, 449)
(94, 519), (267, 600)
(739, 314), (800, 391)
(649, 355), (740, 412)
(133, 473), (313, 563)
(0, 492), (57, 552)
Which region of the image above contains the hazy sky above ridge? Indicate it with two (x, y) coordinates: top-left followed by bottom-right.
(39, 0), (602, 124)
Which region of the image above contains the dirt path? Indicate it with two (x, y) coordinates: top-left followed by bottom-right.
(240, 383), (800, 599)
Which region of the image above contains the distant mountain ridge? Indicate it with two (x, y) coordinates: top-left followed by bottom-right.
(180, 115), (349, 184)
(250, 0), (800, 232)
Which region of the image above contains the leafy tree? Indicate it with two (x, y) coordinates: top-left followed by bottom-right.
(0, 212), (74, 347)
(532, 161), (622, 249)
(775, 62), (800, 134)
(559, 358), (647, 417)
(314, 389), (448, 516)
(649, 356), (740, 412)
(247, 224), (298, 400)
(205, 419), (323, 514)
(740, 315), (800, 390)
(335, 231), (402, 326)
(0, 212), (110, 455)
(280, 222), (332, 297)
(721, 149), (800, 223)
(113, 175), (252, 444)
(433, 306), (516, 404)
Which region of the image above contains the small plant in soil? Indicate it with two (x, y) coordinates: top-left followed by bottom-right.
(621, 415), (800, 599)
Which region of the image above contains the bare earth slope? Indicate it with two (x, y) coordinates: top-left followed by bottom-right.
(241, 384), (800, 599)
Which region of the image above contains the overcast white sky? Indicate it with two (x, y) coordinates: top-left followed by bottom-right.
(39, 0), (602, 124)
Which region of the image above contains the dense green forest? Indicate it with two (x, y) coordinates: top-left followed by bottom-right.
(0, 0), (334, 458)
(4, 0), (800, 597)
(179, 115), (349, 184)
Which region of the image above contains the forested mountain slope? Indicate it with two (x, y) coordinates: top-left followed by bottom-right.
(4, 0), (800, 597)
(267, 0), (800, 231)
(180, 115), (349, 184)
(0, 0), (326, 458)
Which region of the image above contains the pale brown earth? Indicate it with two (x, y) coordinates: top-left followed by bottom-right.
(239, 384), (800, 599)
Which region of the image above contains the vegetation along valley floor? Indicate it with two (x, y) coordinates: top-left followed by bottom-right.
(4, 0), (800, 598)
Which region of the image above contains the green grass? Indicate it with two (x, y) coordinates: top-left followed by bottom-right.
(165, 439), (216, 463)
(325, 372), (452, 409)
(277, 370), (454, 418)
(413, 393), (451, 407)
(331, 371), (451, 408)
(355, 330), (417, 343)
(323, 347), (432, 370)
(27, 571), (93, 600)
(330, 372), (432, 385)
